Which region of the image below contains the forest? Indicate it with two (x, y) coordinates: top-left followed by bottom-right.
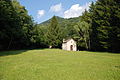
(0, 0), (120, 52)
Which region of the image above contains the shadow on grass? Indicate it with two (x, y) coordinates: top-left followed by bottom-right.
(0, 50), (28, 56)
(87, 50), (120, 54)
(0, 48), (48, 57)
(28, 48), (47, 50)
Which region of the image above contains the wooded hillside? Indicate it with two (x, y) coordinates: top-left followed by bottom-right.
(0, 0), (120, 52)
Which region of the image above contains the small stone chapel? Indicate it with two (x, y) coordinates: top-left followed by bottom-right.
(62, 38), (77, 51)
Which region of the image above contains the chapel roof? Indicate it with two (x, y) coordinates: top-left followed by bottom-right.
(63, 38), (76, 43)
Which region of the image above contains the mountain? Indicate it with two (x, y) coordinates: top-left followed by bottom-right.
(39, 16), (81, 26)
(40, 16), (64, 26)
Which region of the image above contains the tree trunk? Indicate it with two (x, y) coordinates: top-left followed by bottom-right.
(7, 36), (13, 50)
(84, 39), (88, 50)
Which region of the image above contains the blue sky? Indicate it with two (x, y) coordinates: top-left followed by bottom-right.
(18, 0), (96, 23)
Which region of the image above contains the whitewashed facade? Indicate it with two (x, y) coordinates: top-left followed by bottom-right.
(62, 38), (77, 51)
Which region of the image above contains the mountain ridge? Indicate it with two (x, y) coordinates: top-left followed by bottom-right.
(39, 16), (81, 26)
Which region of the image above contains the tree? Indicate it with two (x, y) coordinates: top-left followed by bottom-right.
(31, 24), (48, 48)
(74, 21), (90, 50)
(0, 0), (34, 50)
(45, 16), (62, 48)
(0, 0), (18, 50)
(89, 0), (120, 52)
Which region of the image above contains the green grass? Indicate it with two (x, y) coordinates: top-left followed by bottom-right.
(0, 49), (120, 80)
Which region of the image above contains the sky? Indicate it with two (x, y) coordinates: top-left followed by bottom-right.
(18, 0), (96, 23)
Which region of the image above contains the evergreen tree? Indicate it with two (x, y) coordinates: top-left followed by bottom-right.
(89, 0), (120, 52)
(46, 16), (62, 48)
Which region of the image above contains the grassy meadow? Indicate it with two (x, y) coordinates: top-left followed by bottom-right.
(0, 49), (120, 80)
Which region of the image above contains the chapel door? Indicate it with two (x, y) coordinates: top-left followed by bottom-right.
(70, 45), (73, 51)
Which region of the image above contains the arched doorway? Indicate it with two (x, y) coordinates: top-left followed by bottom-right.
(70, 45), (73, 51)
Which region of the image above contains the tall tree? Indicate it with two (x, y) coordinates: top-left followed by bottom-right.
(89, 0), (120, 52)
(74, 21), (90, 50)
(31, 24), (48, 48)
(0, 0), (18, 50)
(45, 16), (62, 48)
(0, 0), (34, 50)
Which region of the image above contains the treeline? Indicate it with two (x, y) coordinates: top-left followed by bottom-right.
(77, 0), (120, 52)
(0, 0), (120, 52)
(89, 0), (120, 52)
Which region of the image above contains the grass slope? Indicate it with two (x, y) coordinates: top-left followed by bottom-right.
(0, 49), (120, 80)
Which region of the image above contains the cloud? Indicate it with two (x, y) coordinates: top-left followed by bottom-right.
(64, 2), (91, 18)
(37, 10), (45, 18)
(50, 3), (62, 12)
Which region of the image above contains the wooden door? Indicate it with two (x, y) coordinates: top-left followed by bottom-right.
(70, 45), (73, 51)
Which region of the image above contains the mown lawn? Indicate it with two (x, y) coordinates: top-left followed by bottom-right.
(0, 49), (120, 80)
